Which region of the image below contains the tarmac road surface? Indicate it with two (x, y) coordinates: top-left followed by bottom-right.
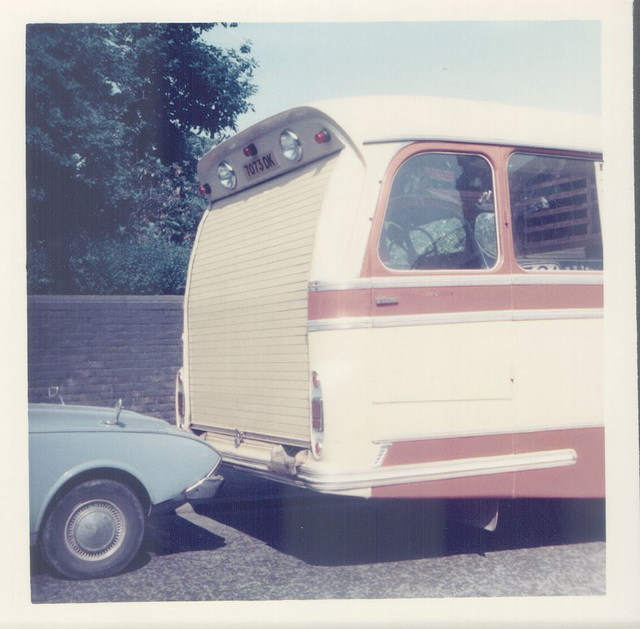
(30, 468), (606, 603)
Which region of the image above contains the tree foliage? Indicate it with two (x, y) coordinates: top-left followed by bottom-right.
(68, 234), (193, 295)
(26, 23), (257, 294)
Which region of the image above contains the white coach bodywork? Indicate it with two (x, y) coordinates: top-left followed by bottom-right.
(179, 97), (605, 503)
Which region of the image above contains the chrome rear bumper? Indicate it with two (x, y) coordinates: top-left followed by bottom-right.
(184, 473), (224, 502)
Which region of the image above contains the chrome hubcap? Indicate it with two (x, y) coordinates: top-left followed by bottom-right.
(65, 500), (125, 560)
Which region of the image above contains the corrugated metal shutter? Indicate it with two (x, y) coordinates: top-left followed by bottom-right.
(186, 155), (338, 445)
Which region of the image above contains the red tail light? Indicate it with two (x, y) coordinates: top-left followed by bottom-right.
(314, 129), (331, 144)
(243, 143), (257, 157)
(311, 398), (324, 431)
(310, 371), (324, 458)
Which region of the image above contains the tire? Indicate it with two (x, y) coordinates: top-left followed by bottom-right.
(40, 479), (146, 580)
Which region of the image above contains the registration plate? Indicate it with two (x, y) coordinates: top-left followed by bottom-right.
(243, 152), (280, 179)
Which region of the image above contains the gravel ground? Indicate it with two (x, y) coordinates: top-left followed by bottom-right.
(30, 475), (606, 603)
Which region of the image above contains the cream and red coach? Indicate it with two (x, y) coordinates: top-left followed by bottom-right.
(176, 96), (604, 525)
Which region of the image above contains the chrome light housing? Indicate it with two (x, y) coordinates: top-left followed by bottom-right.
(279, 130), (302, 161)
(217, 161), (237, 189)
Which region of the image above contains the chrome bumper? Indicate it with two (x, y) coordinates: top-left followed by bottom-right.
(184, 473), (224, 502)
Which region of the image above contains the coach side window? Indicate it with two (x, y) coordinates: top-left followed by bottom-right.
(507, 153), (603, 271)
(378, 153), (498, 271)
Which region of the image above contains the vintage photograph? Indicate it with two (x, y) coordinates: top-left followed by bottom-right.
(2, 2), (638, 628)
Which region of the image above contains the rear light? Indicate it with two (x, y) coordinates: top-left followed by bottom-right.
(243, 143), (258, 157)
(217, 161), (237, 189)
(177, 391), (184, 419)
(311, 399), (324, 431)
(176, 369), (185, 429)
(314, 129), (331, 144)
(310, 371), (324, 458)
(279, 130), (302, 162)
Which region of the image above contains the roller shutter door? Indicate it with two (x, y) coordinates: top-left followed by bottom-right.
(186, 155), (338, 444)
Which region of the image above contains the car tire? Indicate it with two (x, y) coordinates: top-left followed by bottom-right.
(40, 479), (146, 580)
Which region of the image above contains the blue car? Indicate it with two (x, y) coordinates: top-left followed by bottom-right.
(29, 402), (223, 580)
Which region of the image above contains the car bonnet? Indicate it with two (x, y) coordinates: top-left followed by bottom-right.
(28, 404), (181, 435)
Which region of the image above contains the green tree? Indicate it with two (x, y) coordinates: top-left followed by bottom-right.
(26, 23), (256, 294)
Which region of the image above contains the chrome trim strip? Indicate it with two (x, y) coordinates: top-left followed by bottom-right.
(371, 423), (604, 444)
(513, 308), (603, 322)
(308, 317), (373, 332)
(309, 279), (371, 292)
(371, 275), (506, 288)
(308, 308), (603, 333)
(296, 449), (577, 492)
(309, 273), (602, 292)
(371, 310), (512, 329)
(361, 136), (601, 154)
(510, 274), (603, 286)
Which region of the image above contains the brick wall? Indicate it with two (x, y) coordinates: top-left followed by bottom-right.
(28, 295), (183, 422)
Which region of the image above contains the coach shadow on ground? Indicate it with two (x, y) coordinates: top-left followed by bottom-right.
(191, 469), (605, 567)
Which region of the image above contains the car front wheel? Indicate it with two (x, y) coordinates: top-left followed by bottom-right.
(40, 479), (146, 580)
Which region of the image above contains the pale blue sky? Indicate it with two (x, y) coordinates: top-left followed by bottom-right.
(208, 21), (601, 132)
